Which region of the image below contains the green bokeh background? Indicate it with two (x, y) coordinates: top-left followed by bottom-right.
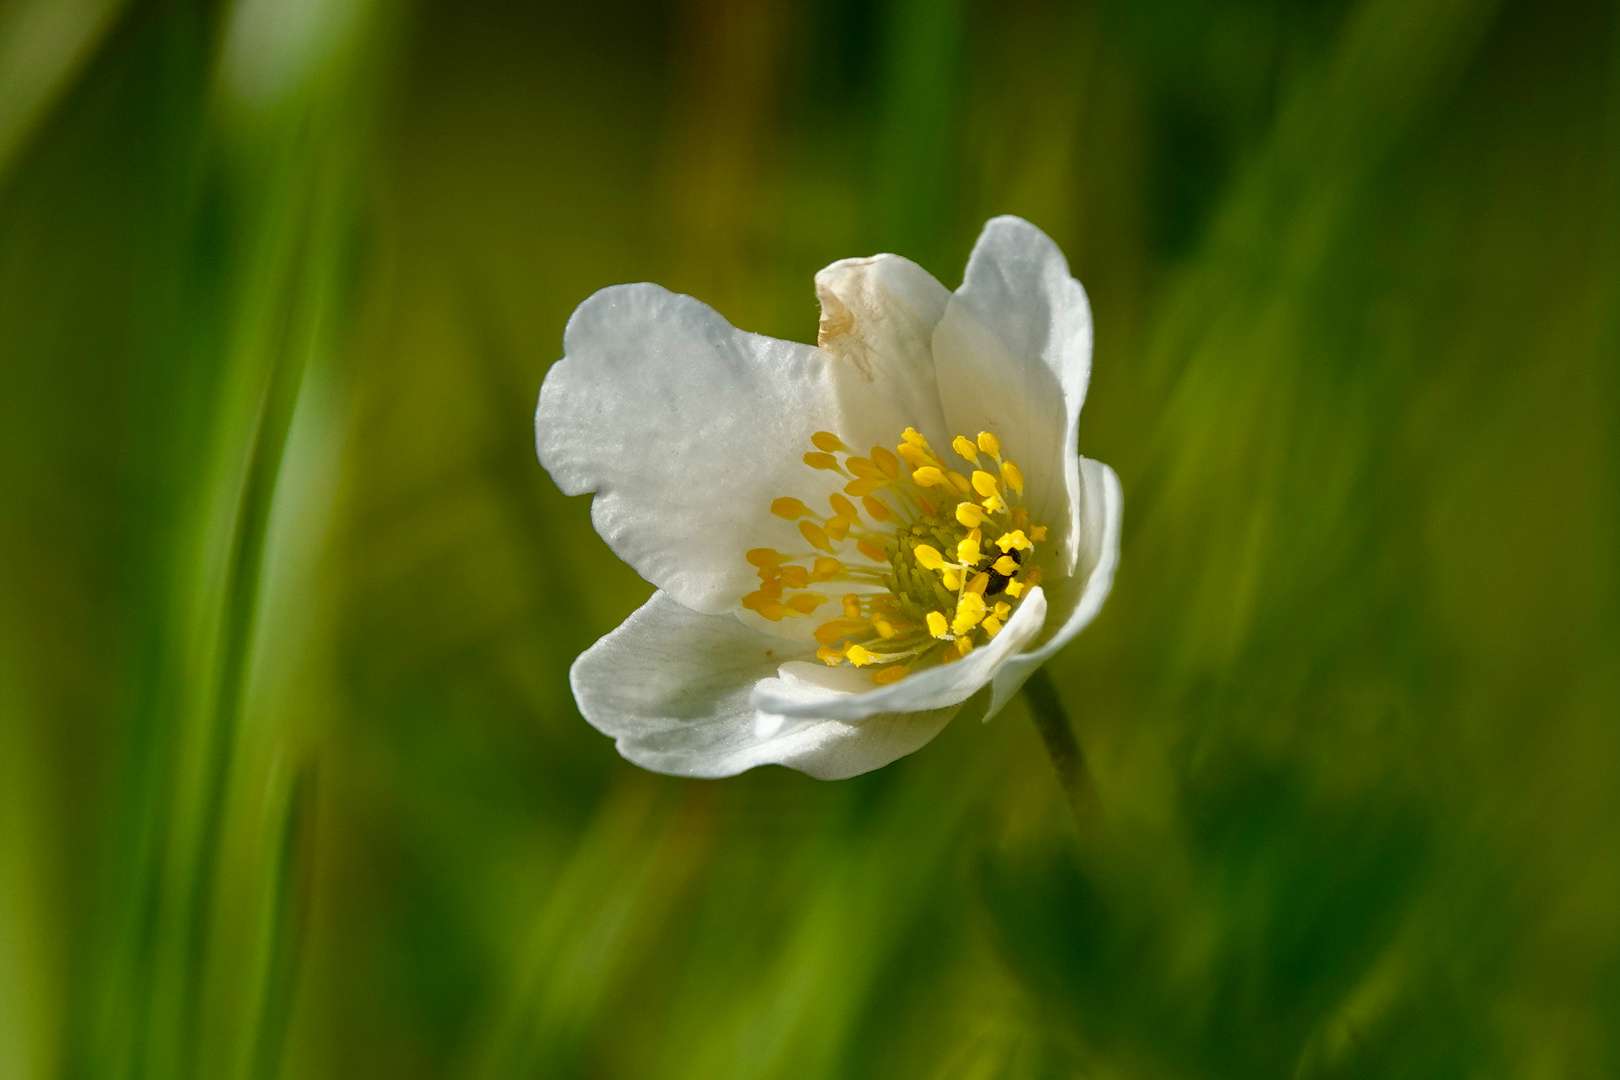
(3, 0), (1619, 1076)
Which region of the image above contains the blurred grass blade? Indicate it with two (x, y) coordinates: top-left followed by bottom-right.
(0, 0), (127, 179)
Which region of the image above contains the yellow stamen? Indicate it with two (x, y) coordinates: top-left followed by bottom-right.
(814, 619), (869, 644)
(872, 664), (907, 685)
(982, 492), (1006, 514)
(926, 611), (949, 638)
(772, 497), (811, 519)
(897, 442), (929, 467)
(945, 470), (973, 497)
(856, 539), (887, 562)
(1031, 524), (1048, 542)
(971, 471), (1000, 498)
(1000, 460), (1025, 494)
(955, 636), (974, 657)
(844, 476), (882, 497)
(800, 520), (837, 554)
(912, 466), (945, 487)
(956, 502), (985, 528)
(811, 557), (842, 581)
(1024, 566), (1043, 588)
(824, 515), (851, 541)
(803, 451), (840, 471)
(861, 494), (893, 522)
(957, 534), (981, 565)
(993, 601), (1011, 620)
(991, 555), (1019, 576)
(746, 548), (782, 568)
(742, 592), (797, 621)
(996, 530), (1031, 553)
(829, 493), (858, 520)
(1005, 580), (1025, 598)
(952, 592), (987, 635)
(966, 572), (989, 596)
(952, 435), (980, 464)
(977, 431), (1000, 457)
(816, 644), (846, 666)
(913, 544), (946, 571)
(781, 565), (810, 589)
(981, 615), (1003, 637)
(902, 427), (930, 448)
(845, 644), (879, 666)
(847, 457), (882, 480)
(872, 615), (897, 639)
(941, 569), (961, 591)
(871, 446), (901, 479)
(812, 431), (848, 453)
(786, 593), (827, 614)
(842, 593), (862, 619)
(758, 578), (784, 599)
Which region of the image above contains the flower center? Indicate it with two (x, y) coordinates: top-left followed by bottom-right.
(742, 427), (1047, 684)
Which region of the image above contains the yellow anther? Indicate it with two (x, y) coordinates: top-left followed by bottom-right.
(971, 471), (1000, 498)
(957, 534), (982, 565)
(871, 446), (901, 479)
(1010, 506), (1030, 530)
(872, 664), (907, 685)
(896, 442), (929, 467)
(758, 578), (784, 599)
(856, 539), (887, 562)
(844, 476), (882, 497)
(799, 520), (837, 554)
(912, 466), (945, 487)
(1031, 524), (1048, 542)
(746, 548), (782, 568)
(993, 601), (1011, 620)
(772, 497), (811, 519)
(913, 544), (946, 571)
(811, 557), (842, 581)
(941, 569), (962, 591)
(977, 431), (1001, 457)
(816, 644), (847, 666)
(926, 611), (949, 638)
(803, 451), (841, 471)
(991, 555), (1019, 576)
(781, 565), (810, 589)
(846, 457), (882, 480)
(917, 493), (940, 517)
(981, 615), (1003, 637)
(824, 515), (851, 541)
(966, 572), (989, 596)
(1005, 580), (1025, 598)
(871, 615), (898, 639)
(743, 592), (797, 621)
(952, 435), (980, 464)
(829, 493), (858, 520)
(981, 492), (1006, 514)
(814, 618), (869, 644)
(842, 593), (862, 619)
(941, 644), (963, 665)
(1024, 566), (1043, 588)
(955, 636), (974, 657)
(996, 530), (1031, 553)
(786, 593), (827, 614)
(902, 427), (930, 448)
(758, 564), (781, 582)
(945, 471), (972, 497)
(861, 494), (892, 522)
(845, 644), (879, 666)
(956, 501), (985, 528)
(1000, 460), (1025, 494)
(812, 431), (847, 453)
(952, 592), (987, 635)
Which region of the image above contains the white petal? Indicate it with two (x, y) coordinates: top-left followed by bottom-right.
(750, 585), (1049, 721)
(814, 254), (952, 446)
(573, 592), (961, 780)
(536, 284), (905, 615)
(931, 216), (1093, 573)
(984, 458), (1122, 719)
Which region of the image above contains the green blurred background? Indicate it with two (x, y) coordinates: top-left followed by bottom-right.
(3, 0), (1619, 1076)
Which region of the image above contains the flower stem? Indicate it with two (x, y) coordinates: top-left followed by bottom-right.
(1022, 667), (1107, 847)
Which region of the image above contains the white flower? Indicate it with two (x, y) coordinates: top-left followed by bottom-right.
(535, 216), (1122, 779)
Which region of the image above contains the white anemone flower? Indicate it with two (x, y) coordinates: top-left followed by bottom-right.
(535, 216), (1122, 780)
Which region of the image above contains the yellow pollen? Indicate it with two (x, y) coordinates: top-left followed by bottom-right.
(977, 431), (1001, 457)
(966, 572), (989, 596)
(845, 644), (879, 666)
(981, 615), (1003, 637)
(996, 530), (1031, 553)
(952, 435), (980, 464)
(786, 593), (827, 614)
(913, 544), (946, 571)
(926, 611), (949, 638)
(1000, 460), (1025, 494)
(991, 555), (1019, 576)
(812, 431), (847, 453)
(941, 569), (961, 591)
(1005, 580), (1025, 598)
(844, 476), (882, 497)
(746, 548), (782, 568)
(971, 471), (1000, 498)
(800, 520), (837, 554)
(811, 557), (842, 581)
(816, 644), (846, 665)
(956, 502), (985, 528)
(862, 494), (893, 522)
(912, 466), (945, 487)
(803, 451), (840, 471)
(829, 493), (858, 520)
(856, 539), (887, 562)
(781, 565), (810, 589)
(842, 593), (862, 619)
(956, 534), (981, 565)
(1031, 525), (1048, 542)
(772, 497), (811, 519)
(824, 515), (851, 541)
(872, 615), (897, 639)
(814, 618), (868, 644)
(872, 664), (907, 685)
(951, 592), (987, 635)
(871, 446), (901, 479)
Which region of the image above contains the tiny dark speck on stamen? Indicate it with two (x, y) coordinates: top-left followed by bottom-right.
(765, 650), (773, 656)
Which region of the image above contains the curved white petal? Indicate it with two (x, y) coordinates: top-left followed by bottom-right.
(750, 585), (1049, 721)
(984, 458), (1121, 719)
(573, 592), (961, 779)
(931, 216), (1093, 574)
(537, 284), (905, 615)
(815, 254), (952, 447)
